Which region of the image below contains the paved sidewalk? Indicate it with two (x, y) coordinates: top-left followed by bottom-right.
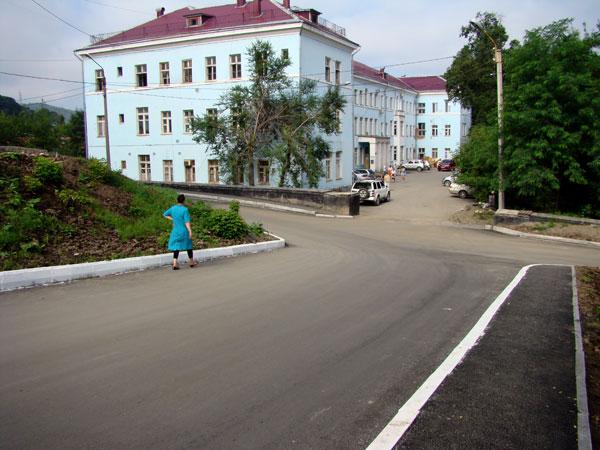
(393, 265), (583, 449)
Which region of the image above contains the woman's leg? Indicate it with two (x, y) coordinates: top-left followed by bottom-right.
(172, 250), (180, 269)
(187, 249), (197, 267)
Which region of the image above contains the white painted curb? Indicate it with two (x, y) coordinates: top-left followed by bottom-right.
(0, 234), (285, 292)
(486, 225), (600, 249)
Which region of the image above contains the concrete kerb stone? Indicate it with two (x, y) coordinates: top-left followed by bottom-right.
(0, 234), (285, 292)
(485, 225), (600, 249)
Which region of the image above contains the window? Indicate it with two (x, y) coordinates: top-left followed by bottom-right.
(335, 61), (341, 84)
(137, 107), (149, 135)
(182, 59), (192, 83)
(393, 121), (398, 136)
(445, 124), (451, 136)
(163, 160), (173, 182)
(96, 115), (105, 137)
(432, 125), (438, 136)
(206, 56), (216, 81)
(161, 111), (172, 134)
(95, 69), (104, 92)
(417, 122), (426, 138)
(120, 160), (126, 170)
(369, 93), (373, 107)
(325, 57), (331, 82)
(432, 148), (438, 159)
(135, 64), (147, 87)
(335, 151), (342, 179)
(206, 108), (217, 118)
(117, 67), (123, 77)
(445, 148), (451, 159)
(418, 148), (425, 159)
(184, 159), (196, 182)
(138, 155), (151, 181)
(187, 17), (199, 27)
(208, 159), (219, 184)
(281, 48), (289, 60)
(432, 102), (438, 113)
(335, 110), (341, 133)
(230, 54), (242, 79)
(160, 62), (170, 85)
(354, 89), (358, 104)
(118, 113), (125, 124)
(183, 109), (194, 133)
(445, 100), (451, 112)
(258, 160), (269, 185)
(325, 153), (332, 180)
(417, 102), (425, 114)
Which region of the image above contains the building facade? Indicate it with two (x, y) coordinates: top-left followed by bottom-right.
(76, 0), (469, 187)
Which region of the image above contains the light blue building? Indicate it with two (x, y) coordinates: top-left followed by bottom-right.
(76, 0), (357, 188)
(75, 0), (470, 186)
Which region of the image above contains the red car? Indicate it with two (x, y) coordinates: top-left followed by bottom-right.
(437, 159), (455, 171)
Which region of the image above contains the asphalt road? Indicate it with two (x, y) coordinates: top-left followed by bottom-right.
(1, 171), (598, 449)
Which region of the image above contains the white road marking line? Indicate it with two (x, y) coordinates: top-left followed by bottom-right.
(365, 264), (538, 450)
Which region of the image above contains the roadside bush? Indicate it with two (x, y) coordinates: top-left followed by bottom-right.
(32, 156), (63, 186)
(205, 208), (249, 240)
(79, 158), (122, 187)
(56, 188), (92, 211)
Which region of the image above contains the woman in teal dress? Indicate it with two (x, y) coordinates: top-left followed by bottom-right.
(163, 194), (197, 270)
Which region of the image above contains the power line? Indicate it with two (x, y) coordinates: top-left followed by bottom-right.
(0, 70), (91, 84)
(81, 0), (148, 15)
(30, 0), (91, 37)
(0, 59), (76, 63)
(21, 87), (83, 102)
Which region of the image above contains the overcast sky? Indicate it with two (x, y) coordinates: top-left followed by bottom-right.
(1, 0), (597, 111)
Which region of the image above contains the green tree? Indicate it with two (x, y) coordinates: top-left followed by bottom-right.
(192, 40), (291, 186)
(455, 124), (498, 200)
(267, 78), (346, 187)
(61, 110), (85, 157)
(502, 19), (600, 215)
(192, 40), (345, 187)
(444, 12), (508, 126)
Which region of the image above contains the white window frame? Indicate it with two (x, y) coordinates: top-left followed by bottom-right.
(136, 107), (149, 135)
(183, 109), (194, 134)
(138, 154), (151, 181)
(163, 160), (173, 182)
(159, 62), (170, 85)
(432, 125), (438, 137)
(182, 59), (193, 83)
(445, 124), (451, 136)
(208, 159), (219, 184)
(335, 151), (342, 179)
(96, 115), (105, 137)
(206, 56), (216, 81)
(95, 69), (104, 92)
(161, 111), (172, 134)
(135, 64), (147, 88)
(325, 57), (331, 83)
(230, 54), (242, 80)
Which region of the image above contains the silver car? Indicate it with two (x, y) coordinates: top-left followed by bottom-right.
(448, 182), (473, 199)
(352, 180), (390, 206)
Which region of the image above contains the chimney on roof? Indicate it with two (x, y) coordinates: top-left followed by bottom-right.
(236, 0), (246, 6)
(156, 7), (165, 18)
(283, 0), (290, 7)
(255, 0), (262, 16)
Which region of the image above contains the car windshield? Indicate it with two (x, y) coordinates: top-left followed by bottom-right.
(353, 182), (371, 189)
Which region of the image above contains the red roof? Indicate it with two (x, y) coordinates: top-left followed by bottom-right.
(86, 0), (356, 49)
(352, 61), (414, 91)
(400, 76), (447, 92)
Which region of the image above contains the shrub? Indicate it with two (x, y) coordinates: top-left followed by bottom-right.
(79, 158), (122, 187)
(56, 188), (92, 210)
(32, 156), (63, 185)
(23, 175), (42, 192)
(248, 222), (264, 236)
(205, 208), (249, 240)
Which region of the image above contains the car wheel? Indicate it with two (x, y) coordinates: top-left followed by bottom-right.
(444, 180), (452, 187)
(458, 190), (468, 199)
(417, 167), (422, 172)
(358, 189), (369, 200)
(374, 195), (380, 206)
(386, 192), (391, 202)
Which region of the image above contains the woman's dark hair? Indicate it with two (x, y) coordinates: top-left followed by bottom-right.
(177, 194), (185, 203)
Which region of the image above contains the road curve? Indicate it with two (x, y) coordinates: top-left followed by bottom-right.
(1, 172), (597, 449)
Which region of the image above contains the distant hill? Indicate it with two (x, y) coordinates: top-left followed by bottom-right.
(0, 95), (24, 115)
(23, 103), (75, 121)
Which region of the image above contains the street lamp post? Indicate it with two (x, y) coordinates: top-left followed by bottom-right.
(470, 21), (505, 210)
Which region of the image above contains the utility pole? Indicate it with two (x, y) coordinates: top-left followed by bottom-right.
(87, 55), (111, 168)
(470, 21), (505, 210)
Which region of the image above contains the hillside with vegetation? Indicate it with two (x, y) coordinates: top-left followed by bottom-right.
(0, 148), (265, 271)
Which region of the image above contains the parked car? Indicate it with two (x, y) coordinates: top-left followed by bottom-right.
(352, 169), (371, 181)
(402, 160), (425, 171)
(448, 182), (473, 199)
(351, 180), (390, 205)
(437, 159), (456, 171)
(442, 174), (456, 187)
